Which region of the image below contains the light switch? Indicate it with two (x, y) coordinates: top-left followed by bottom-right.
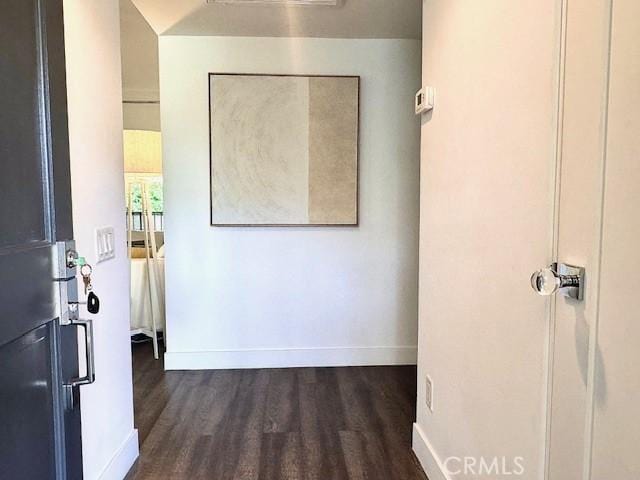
(96, 226), (115, 263)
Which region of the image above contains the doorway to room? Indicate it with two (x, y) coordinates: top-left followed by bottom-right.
(120, 0), (165, 362)
(124, 130), (165, 359)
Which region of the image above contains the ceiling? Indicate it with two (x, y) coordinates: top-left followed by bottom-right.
(130, 0), (422, 39)
(120, 0), (159, 96)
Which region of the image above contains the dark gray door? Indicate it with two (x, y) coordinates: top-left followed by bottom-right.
(0, 0), (84, 478)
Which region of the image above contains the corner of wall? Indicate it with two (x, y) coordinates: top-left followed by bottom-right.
(96, 429), (139, 480)
(412, 423), (451, 480)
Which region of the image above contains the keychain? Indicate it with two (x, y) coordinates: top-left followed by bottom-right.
(80, 263), (100, 314)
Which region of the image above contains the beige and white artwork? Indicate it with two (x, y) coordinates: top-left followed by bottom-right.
(209, 74), (359, 225)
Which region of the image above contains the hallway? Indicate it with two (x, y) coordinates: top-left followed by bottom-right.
(126, 343), (427, 480)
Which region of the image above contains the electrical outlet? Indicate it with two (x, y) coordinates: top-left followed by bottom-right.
(425, 375), (434, 412)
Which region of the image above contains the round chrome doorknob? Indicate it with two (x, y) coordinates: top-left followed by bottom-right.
(530, 268), (561, 296)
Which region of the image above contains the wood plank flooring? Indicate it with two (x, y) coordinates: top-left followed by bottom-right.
(126, 342), (427, 480)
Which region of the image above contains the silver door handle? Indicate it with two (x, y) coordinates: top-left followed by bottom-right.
(66, 318), (95, 387)
(530, 262), (585, 300)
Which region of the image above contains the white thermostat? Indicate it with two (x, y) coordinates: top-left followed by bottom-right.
(415, 86), (435, 115)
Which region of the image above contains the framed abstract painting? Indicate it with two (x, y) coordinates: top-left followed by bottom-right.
(209, 73), (359, 226)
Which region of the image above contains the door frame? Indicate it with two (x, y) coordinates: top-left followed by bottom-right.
(543, 0), (615, 478)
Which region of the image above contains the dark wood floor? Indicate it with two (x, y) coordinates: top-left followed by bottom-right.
(126, 341), (427, 480)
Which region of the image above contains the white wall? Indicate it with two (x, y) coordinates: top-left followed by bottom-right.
(413, 1), (560, 479)
(159, 36), (421, 369)
(64, 1), (138, 478)
(119, 0), (161, 131)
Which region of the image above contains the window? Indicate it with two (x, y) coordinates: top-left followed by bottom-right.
(126, 176), (163, 232)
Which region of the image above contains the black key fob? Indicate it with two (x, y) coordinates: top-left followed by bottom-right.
(87, 291), (100, 314)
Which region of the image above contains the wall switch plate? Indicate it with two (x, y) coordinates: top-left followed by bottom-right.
(96, 226), (115, 263)
(425, 375), (434, 412)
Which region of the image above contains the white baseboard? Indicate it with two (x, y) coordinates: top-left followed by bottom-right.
(164, 346), (417, 370)
(412, 423), (451, 480)
(96, 429), (139, 480)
